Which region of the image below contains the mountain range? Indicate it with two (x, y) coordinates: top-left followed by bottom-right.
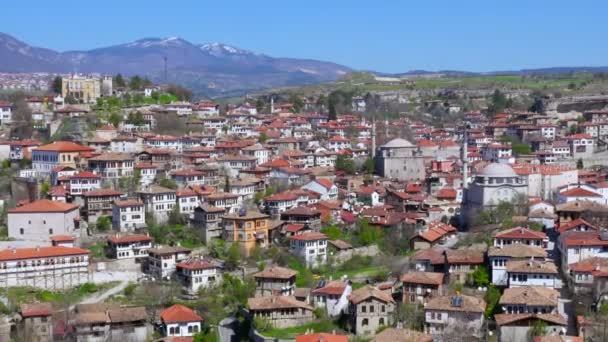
(0, 33), (350, 97)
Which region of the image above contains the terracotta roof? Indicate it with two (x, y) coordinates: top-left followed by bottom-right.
(107, 307), (147, 323)
(265, 192), (298, 201)
(148, 246), (191, 255)
(349, 285), (395, 304)
(533, 335), (582, 342)
(34, 141), (93, 152)
(296, 333), (348, 342)
(282, 206), (321, 217)
(488, 244), (547, 258)
(160, 304), (202, 323)
(506, 259), (557, 274)
(314, 178), (334, 190)
(312, 281), (347, 296)
(20, 303), (52, 317)
(436, 188), (457, 199)
(50, 235), (76, 242)
(559, 230), (608, 247)
(495, 227), (547, 240)
(176, 259), (217, 270)
(372, 328), (433, 342)
(289, 232), (327, 241)
(107, 234), (151, 244)
(412, 248), (445, 265)
(248, 296), (313, 311)
(254, 266), (297, 279)
(88, 152), (134, 161)
(114, 200), (143, 208)
(569, 257), (608, 273)
(401, 271), (444, 285)
(8, 199), (78, 213)
(425, 294), (486, 313)
(0, 246), (89, 261)
(560, 187), (602, 197)
(558, 218), (597, 233)
(445, 249), (484, 264)
(70, 171), (102, 179)
(495, 313), (567, 326)
(499, 286), (559, 306)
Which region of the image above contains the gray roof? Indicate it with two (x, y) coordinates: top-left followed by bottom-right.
(381, 138), (414, 148)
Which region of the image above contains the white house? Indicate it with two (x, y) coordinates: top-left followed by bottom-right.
(106, 234), (152, 259)
(146, 246), (192, 279)
(137, 185), (177, 225)
(176, 258), (222, 294)
(506, 259), (559, 288)
(301, 179), (338, 201)
(0, 101), (12, 125)
(488, 244), (547, 286)
(289, 232), (328, 268)
(559, 230), (608, 274)
(424, 294), (486, 338)
(177, 190), (199, 217)
(68, 171), (102, 197)
(7, 200), (80, 242)
(134, 163), (156, 186)
(160, 304), (202, 337)
(112, 200), (146, 232)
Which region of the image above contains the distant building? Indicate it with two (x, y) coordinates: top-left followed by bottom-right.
(253, 266), (297, 297)
(107, 234), (152, 259)
(8, 200), (80, 242)
(348, 285), (396, 336)
(175, 257), (222, 294)
(424, 294), (486, 338)
(160, 304), (202, 338)
(112, 200), (146, 232)
(289, 232), (328, 268)
(32, 141), (94, 176)
(18, 303), (53, 342)
(61, 75), (102, 104)
(375, 138), (425, 181)
(248, 296), (314, 329)
(222, 209), (271, 257)
(146, 246), (191, 279)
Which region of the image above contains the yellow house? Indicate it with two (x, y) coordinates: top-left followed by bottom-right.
(222, 210), (270, 257)
(61, 75), (101, 104)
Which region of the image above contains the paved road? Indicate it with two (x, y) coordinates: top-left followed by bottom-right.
(79, 280), (130, 305)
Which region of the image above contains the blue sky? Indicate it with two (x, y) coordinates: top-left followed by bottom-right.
(3, 0), (608, 73)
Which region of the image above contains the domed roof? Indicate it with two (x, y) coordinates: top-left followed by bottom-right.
(382, 138), (414, 148)
(479, 163), (517, 177)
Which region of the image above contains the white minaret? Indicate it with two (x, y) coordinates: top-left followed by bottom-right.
(371, 116), (376, 158)
(463, 126), (469, 189)
(270, 96), (274, 114)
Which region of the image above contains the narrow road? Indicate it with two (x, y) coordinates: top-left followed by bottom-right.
(80, 280), (129, 305)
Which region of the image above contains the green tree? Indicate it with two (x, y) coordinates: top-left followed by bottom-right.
(529, 320), (547, 338)
(488, 89), (512, 116)
(1, 160), (10, 169)
(577, 158), (584, 170)
(258, 132), (268, 143)
(127, 111), (146, 126)
(321, 225), (342, 240)
(335, 154), (356, 174)
(113, 74), (126, 88)
(353, 219), (383, 246)
(96, 216), (111, 231)
(51, 76), (62, 94)
(469, 266), (490, 287)
(129, 75), (143, 90)
(225, 243), (241, 270)
(288, 94), (304, 113)
(484, 285), (501, 318)
(328, 102), (337, 121)
(166, 84), (193, 101)
(168, 204), (186, 225)
(512, 142), (532, 155)
(255, 98), (266, 113)
(107, 112), (122, 128)
(363, 157), (375, 174)
(39, 181), (50, 198)
(159, 178), (177, 190)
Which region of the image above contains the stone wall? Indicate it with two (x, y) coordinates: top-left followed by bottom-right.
(332, 245), (380, 265)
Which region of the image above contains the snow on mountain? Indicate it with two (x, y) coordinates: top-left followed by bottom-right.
(199, 42), (258, 56)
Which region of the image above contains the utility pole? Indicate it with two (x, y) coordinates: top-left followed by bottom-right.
(163, 56), (168, 84)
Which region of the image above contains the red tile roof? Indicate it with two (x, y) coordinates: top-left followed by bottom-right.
(289, 232), (328, 241)
(557, 218), (597, 233)
(560, 187), (602, 197)
(50, 235), (76, 242)
(0, 246), (89, 261)
(314, 178), (334, 190)
(20, 303), (52, 317)
(436, 188), (457, 199)
(295, 333), (348, 342)
(160, 304), (202, 323)
(114, 200), (143, 208)
(8, 199), (78, 213)
(70, 171), (102, 179)
(494, 227), (547, 240)
(34, 141), (94, 153)
(176, 260), (217, 270)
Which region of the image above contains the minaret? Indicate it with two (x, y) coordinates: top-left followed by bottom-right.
(371, 116), (376, 158)
(462, 125), (469, 189)
(270, 96), (274, 114)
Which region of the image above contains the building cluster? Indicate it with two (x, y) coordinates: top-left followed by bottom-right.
(3, 91), (608, 341)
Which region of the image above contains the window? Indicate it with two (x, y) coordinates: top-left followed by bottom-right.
(361, 305), (366, 313)
(19, 228), (24, 235)
(362, 318), (369, 326)
(49, 229), (53, 235)
(379, 318), (385, 326)
(370, 305), (374, 313)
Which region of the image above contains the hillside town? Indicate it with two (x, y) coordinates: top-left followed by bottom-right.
(0, 72), (608, 342)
